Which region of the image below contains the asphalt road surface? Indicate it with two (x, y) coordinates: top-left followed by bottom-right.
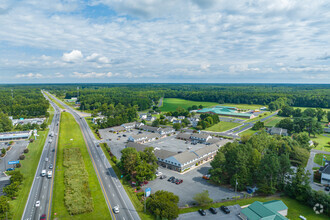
(47, 92), (140, 220)
(22, 94), (61, 220)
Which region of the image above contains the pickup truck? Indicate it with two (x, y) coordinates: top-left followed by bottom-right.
(47, 170), (52, 178)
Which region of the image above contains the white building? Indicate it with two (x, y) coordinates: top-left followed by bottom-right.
(139, 114), (147, 120)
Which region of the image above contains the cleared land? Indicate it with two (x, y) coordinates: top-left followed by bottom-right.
(311, 134), (330, 152)
(160, 98), (218, 112)
(179, 196), (329, 220)
(314, 153), (330, 166)
(52, 112), (111, 219)
(205, 121), (240, 132)
(9, 106), (54, 220)
(263, 116), (285, 127)
(160, 98), (265, 112)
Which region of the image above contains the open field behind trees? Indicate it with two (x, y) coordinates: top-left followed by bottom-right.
(312, 134), (330, 151)
(160, 98), (218, 112)
(52, 112), (111, 219)
(179, 196), (329, 220)
(9, 106), (54, 219)
(205, 121), (240, 132)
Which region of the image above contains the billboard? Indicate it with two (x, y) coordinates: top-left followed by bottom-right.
(145, 187), (151, 197)
(8, 160), (20, 165)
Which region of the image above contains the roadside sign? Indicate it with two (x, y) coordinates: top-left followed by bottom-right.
(145, 187), (151, 197)
(8, 160), (20, 165)
(20, 118), (24, 120)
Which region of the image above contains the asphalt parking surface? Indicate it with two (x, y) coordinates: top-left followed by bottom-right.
(177, 205), (241, 220)
(142, 162), (241, 207)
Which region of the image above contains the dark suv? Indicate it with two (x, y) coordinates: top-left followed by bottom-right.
(220, 205), (230, 214)
(168, 176), (175, 182)
(209, 207), (217, 214)
(198, 209), (206, 216)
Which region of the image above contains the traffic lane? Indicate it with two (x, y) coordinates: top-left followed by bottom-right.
(177, 205), (241, 220)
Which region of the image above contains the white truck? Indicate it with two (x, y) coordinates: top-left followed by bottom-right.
(41, 170), (46, 177)
(47, 170), (52, 178)
(49, 139), (52, 143)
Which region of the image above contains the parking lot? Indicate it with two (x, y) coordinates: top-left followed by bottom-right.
(0, 141), (29, 177)
(142, 162), (241, 207)
(177, 205), (241, 220)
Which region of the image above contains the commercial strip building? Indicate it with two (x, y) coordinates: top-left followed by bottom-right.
(240, 200), (288, 220)
(0, 131), (32, 141)
(197, 106), (255, 119)
(10, 117), (45, 126)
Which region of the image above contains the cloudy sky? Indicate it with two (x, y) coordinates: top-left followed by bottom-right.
(0, 0), (330, 83)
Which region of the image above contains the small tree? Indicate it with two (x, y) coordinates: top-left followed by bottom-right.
(193, 190), (213, 206)
(173, 123), (181, 131)
(19, 155), (25, 160)
(40, 122), (47, 130)
(1, 148), (6, 155)
(24, 148), (29, 153)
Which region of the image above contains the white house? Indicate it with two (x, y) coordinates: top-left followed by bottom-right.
(173, 120), (181, 124)
(146, 115), (156, 122)
(178, 116), (185, 120)
(139, 114), (147, 120)
(188, 117), (199, 127)
(165, 116), (177, 122)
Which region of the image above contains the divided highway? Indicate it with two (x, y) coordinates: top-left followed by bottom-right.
(22, 94), (61, 220)
(46, 92), (140, 220)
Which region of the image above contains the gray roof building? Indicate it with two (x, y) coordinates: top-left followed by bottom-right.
(172, 151), (199, 165)
(154, 149), (177, 160)
(176, 133), (191, 140)
(126, 142), (152, 152)
(268, 127), (288, 136)
(194, 144), (219, 158)
(109, 126), (125, 132)
(140, 125), (161, 133)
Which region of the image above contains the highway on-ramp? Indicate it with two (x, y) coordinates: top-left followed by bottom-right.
(46, 92), (140, 220)
(22, 93), (61, 220)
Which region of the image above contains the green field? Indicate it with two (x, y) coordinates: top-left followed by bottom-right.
(264, 116), (286, 127)
(9, 106), (54, 220)
(205, 121), (240, 132)
(179, 196), (329, 220)
(239, 129), (258, 136)
(160, 98), (218, 112)
(160, 98), (265, 112)
(314, 153), (330, 166)
(311, 134), (330, 152)
(52, 112), (111, 219)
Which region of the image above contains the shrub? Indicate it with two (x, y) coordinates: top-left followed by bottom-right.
(1, 148), (6, 155)
(24, 148), (29, 153)
(6, 146), (11, 151)
(136, 192), (144, 201)
(111, 156), (117, 164)
(19, 155), (25, 160)
(16, 163), (21, 168)
(136, 186), (141, 191)
(29, 139), (34, 143)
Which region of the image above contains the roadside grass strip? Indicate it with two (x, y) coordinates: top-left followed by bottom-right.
(63, 148), (93, 215)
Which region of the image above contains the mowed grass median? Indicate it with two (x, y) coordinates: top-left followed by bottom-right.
(52, 112), (111, 219)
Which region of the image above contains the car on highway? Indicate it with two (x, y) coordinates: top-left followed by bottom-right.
(45, 158), (48, 162)
(113, 205), (119, 214)
(41, 170), (46, 177)
(168, 176), (175, 182)
(6, 168), (15, 171)
(198, 209), (206, 216)
(220, 205), (230, 214)
(35, 201), (40, 207)
(209, 207), (217, 214)
(40, 214), (46, 220)
(52, 148), (55, 152)
(49, 164), (53, 169)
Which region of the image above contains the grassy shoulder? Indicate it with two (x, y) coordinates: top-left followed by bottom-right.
(45, 93), (65, 109)
(85, 117), (101, 140)
(314, 153), (330, 166)
(205, 121), (240, 132)
(179, 195), (329, 220)
(239, 129), (258, 136)
(9, 106), (54, 219)
(52, 112), (111, 219)
(100, 144), (154, 220)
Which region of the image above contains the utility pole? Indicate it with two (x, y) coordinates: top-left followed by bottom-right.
(235, 177), (238, 203)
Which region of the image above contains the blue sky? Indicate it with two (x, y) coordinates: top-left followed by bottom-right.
(0, 0), (329, 83)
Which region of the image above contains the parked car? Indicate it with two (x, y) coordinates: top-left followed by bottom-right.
(160, 175), (167, 179)
(35, 200), (40, 207)
(198, 209), (206, 216)
(176, 179), (183, 184)
(144, 180), (149, 185)
(40, 214), (46, 220)
(168, 176), (175, 182)
(220, 205), (230, 214)
(156, 171), (162, 177)
(325, 186), (330, 191)
(209, 207), (217, 214)
(203, 174), (211, 180)
(173, 178), (179, 183)
(123, 134), (126, 137)
(113, 205), (119, 214)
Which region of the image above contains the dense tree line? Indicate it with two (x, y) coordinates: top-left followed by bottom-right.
(196, 113), (220, 130)
(209, 131), (310, 194)
(0, 87), (49, 118)
(0, 112), (13, 132)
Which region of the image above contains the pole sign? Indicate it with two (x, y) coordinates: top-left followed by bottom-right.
(145, 187), (151, 197)
(8, 160), (20, 165)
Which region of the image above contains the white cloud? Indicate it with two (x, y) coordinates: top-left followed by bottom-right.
(200, 63), (210, 70)
(15, 73), (44, 78)
(62, 50), (83, 62)
(71, 71), (113, 78)
(85, 53), (110, 64)
(54, 72), (64, 78)
(40, 55), (51, 61)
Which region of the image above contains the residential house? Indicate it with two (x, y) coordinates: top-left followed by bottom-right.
(92, 116), (105, 125)
(178, 116), (185, 120)
(139, 113), (147, 120)
(267, 127), (288, 136)
(165, 116), (177, 122)
(190, 133), (212, 143)
(146, 115), (156, 122)
(173, 120), (181, 124)
(240, 200), (288, 220)
(188, 117), (199, 127)
(319, 163), (330, 185)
